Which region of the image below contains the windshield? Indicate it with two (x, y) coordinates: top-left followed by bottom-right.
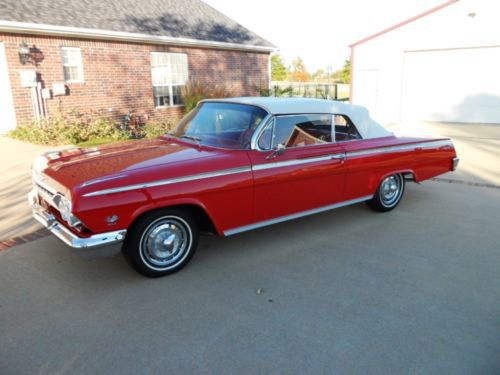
(172, 102), (268, 149)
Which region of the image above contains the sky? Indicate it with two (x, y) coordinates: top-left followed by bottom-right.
(203, 0), (446, 72)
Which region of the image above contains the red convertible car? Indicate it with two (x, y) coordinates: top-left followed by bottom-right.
(29, 98), (459, 277)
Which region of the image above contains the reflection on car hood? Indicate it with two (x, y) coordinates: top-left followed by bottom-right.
(42, 137), (217, 189)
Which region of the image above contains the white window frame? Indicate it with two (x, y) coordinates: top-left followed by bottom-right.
(61, 47), (84, 83)
(151, 52), (188, 108)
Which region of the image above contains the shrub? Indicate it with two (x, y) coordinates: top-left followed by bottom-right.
(181, 80), (235, 113)
(181, 81), (207, 113)
(8, 111), (131, 146)
(8, 110), (179, 146)
(139, 120), (174, 139)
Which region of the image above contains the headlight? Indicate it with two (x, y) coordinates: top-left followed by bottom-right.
(54, 194), (72, 222)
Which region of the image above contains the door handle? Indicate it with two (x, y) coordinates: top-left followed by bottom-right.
(330, 153), (346, 161)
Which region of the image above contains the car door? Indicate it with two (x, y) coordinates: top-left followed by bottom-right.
(247, 113), (347, 223)
(332, 114), (400, 201)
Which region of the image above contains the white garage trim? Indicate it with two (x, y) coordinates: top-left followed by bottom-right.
(0, 43), (17, 134)
(404, 44), (500, 53)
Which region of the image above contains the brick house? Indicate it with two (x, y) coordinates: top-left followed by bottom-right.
(0, 0), (275, 133)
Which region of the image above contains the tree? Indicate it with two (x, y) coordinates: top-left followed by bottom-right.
(271, 54), (288, 81)
(312, 66), (337, 83)
(341, 58), (351, 83)
(312, 68), (325, 82)
(288, 56), (311, 82)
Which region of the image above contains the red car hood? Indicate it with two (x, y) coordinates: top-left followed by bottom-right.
(42, 137), (218, 189)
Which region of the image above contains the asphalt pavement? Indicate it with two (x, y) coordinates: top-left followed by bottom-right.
(1, 181), (499, 374)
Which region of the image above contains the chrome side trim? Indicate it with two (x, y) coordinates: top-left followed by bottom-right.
(29, 192), (126, 249)
(347, 140), (453, 158)
(82, 140), (453, 196)
(223, 195), (373, 236)
(82, 174), (129, 187)
(83, 166), (252, 197)
(253, 153), (345, 171)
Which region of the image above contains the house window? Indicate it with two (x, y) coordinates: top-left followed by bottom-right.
(151, 52), (188, 107)
(61, 47), (84, 83)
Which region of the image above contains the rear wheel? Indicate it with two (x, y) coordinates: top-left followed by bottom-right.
(367, 173), (405, 212)
(123, 208), (199, 277)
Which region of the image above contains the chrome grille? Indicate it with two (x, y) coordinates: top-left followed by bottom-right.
(35, 182), (56, 198)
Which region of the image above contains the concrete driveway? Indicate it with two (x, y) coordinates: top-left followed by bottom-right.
(388, 121), (500, 187)
(1, 181), (499, 374)
(0, 136), (70, 240)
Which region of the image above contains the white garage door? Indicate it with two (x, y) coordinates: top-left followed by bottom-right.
(401, 47), (500, 124)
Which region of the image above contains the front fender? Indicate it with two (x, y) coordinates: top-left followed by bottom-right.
(129, 197), (223, 235)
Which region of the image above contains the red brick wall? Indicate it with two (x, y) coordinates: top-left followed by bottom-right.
(0, 32), (270, 126)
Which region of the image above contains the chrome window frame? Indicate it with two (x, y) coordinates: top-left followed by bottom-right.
(252, 113), (340, 152)
(250, 114), (274, 151)
(332, 114), (363, 143)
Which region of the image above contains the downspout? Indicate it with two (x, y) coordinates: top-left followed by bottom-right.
(268, 53), (272, 92)
(349, 46), (354, 104)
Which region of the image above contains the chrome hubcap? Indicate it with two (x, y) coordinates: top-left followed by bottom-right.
(140, 218), (191, 269)
(380, 175), (402, 207)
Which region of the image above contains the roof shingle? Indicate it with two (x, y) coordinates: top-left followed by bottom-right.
(0, 0), (274, 48)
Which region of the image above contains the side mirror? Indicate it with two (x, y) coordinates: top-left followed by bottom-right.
(276, 143), (286, 155)
(266, 143), (286, 160)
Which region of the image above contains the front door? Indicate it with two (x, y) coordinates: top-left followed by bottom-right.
(247, 114), (346, 223)
(0, 43), (16, 134)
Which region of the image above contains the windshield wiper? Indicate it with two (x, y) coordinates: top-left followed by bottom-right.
(180, 135), (202, 147)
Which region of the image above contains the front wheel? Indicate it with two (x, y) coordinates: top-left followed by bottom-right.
(367, 173), (405, 212)
(123, 208), (199, 277)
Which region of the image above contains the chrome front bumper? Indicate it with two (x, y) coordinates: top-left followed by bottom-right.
(452, 157), (460, 171)
(28, 189), (126, 249)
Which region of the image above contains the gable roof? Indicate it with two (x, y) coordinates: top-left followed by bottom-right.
(0, 0), (275, 52)
(349, 0), (459, 48)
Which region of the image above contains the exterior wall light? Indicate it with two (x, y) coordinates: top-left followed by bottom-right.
(19, 41), (31, 65)
(18, 42), (44, 65)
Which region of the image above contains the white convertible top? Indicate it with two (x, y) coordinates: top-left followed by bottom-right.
(204, 97), (392, 139)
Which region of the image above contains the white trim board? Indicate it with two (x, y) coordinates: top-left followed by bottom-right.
(0, 42), (17, 133)
(0, 20), (276, 53)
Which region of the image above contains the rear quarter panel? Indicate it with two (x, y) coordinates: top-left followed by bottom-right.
(341, 136), (456, 200)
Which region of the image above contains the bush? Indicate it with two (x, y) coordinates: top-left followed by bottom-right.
(8, 112), (131, 146)
(181, 81), (207, 113)
(181, 80), (235, 113)
(8, 110), (178, 146)
(139, 120), (174, 139)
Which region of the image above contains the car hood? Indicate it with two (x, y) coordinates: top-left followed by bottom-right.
(42, 137), (219, 190)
